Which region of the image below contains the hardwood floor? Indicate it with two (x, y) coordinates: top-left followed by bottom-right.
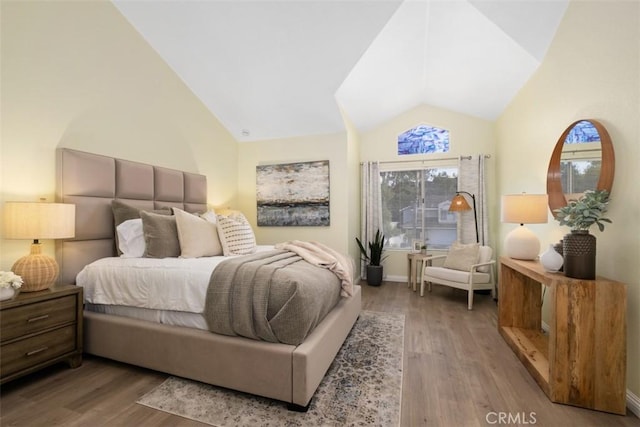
(1, 281), (638, 426)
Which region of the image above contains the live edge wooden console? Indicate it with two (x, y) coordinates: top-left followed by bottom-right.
(498, 257), (627, 415)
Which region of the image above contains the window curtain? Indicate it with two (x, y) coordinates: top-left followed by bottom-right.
(360, 161), (383, 278)
(457, 155), (490, 246)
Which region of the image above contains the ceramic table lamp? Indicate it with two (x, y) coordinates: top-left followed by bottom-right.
(501, 194), (548, 260)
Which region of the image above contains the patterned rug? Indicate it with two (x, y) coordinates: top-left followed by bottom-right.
(137, 311), (404, 426)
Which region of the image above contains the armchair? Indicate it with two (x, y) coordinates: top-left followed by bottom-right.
(420, 245), (495, 310)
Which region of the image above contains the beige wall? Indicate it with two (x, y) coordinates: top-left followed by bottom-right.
(236, 133), (351, 255)
(341, 108), (363, 278)
(360, 104), (497, 279)
(0, 1), (238, 271)
(496, 1), (640, 398)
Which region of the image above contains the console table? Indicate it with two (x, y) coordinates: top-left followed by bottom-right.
(498, 257), (626, 414)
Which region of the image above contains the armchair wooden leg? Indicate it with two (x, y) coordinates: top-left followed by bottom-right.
(467, 290), (474, 310)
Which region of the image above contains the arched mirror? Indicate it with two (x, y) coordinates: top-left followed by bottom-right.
(547, 119), (614, 215)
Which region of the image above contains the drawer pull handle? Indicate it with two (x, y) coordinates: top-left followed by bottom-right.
(26, 347), (49, 356)
(27, 314), (49, 323)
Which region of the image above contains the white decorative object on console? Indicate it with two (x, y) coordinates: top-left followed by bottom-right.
(540, 244), (563, 272)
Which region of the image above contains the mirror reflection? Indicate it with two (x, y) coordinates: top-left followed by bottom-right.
(546, 119), (614, 214)
(560, 120), (602, 200)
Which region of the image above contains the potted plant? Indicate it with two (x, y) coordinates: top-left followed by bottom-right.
(355, 229), (387, 286)
(553, 189), (612, 279)
(0, 271), (23, 301)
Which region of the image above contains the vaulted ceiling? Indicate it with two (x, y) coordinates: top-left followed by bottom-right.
(113, 0), (568, 142)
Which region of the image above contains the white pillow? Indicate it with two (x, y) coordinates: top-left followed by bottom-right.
(216, 212), (257, 256)
(174, 208), (223, 258)
(199, 209), (217, 224)
(477, 245), (492, 273)
(116, 218), (146, 258)
(442, 241), (480, 272)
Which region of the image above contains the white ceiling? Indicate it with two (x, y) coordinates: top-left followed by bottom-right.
(113, 0), (568, 142)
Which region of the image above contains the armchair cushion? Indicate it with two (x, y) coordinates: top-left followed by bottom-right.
(424, 266), (491, 284)
(442, 242), (479, 271)
(477, 246), (493, 273)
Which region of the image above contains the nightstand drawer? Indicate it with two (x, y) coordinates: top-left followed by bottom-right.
(0, 325), (76, 378)
(0, 295), (76, 343)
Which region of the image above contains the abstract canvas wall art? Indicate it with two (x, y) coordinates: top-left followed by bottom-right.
(256, 160), (330, 226)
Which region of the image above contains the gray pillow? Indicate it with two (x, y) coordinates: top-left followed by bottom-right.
(140, 211), (180, 258)
(111, 200), (171, 254)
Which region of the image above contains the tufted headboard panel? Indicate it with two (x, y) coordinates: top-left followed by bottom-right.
(55, 148), (207, 284)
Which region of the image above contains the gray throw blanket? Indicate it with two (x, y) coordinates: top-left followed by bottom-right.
(203, 250), (342, 345)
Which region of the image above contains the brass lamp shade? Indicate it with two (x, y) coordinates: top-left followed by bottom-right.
(449, 194), (472, 212)
(3, 202), (75, 292)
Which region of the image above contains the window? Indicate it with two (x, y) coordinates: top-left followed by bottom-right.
(381, 166), (458, 250)
(397, 125), (450, 155)
(561, 159), (601, 195)
(560, 120), (602, 196)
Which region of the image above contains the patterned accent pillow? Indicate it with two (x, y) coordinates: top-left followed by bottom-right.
(216, 212), (256, 256)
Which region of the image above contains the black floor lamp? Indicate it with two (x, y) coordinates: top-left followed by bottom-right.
(448, 191), (479, 243)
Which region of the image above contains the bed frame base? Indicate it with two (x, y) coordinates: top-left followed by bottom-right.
(287, 402), (311, 412)
(84, 285), (361, 406)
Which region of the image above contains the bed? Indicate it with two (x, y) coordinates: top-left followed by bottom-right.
(55, 148), (361, 408)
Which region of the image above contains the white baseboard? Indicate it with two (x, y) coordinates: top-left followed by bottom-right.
(541, 321), (550, 333)
(628, 389), (640, 418)
(384, 274), (407, 283)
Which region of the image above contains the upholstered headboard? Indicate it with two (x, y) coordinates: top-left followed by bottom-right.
(55, 148), (207, 284)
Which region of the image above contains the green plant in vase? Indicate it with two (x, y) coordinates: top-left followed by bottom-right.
(553, 189), (612, 279)
(356, 229), (387, 286)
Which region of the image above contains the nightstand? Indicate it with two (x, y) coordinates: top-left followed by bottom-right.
(0, 284), (83, 384)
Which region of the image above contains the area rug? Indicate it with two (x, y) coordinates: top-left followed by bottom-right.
(137, 310), (404, 426)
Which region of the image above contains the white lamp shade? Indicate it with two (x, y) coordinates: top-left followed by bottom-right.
(501, 194), (547, 261)
(501, 194), (548, 224)
(3, 202), (75, 240)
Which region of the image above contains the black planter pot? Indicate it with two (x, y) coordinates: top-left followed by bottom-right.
(563, 230), (596, 280)
(366, 265), (383, 286)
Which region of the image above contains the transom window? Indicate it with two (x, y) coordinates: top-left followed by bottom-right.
(398, 124), (450, 155)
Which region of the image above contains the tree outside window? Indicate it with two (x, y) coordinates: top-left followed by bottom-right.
(381, 167), (458, 250)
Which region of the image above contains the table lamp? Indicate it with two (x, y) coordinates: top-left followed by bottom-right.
(501, 194), (548, 260)
(3, 202), (75, 292)
(449, 191), (479, 243)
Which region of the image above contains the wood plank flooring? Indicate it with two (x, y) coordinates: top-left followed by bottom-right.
(1, 281), (638, 426)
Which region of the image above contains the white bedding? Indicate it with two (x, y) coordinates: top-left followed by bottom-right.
(85, 303), (209, 330)
(76, 246), (274, 314)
